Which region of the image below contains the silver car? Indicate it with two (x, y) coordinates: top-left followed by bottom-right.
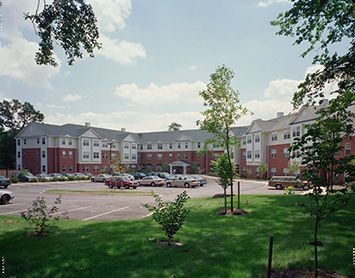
(91, 174), (112, 182)
(0, 190), (14, 205)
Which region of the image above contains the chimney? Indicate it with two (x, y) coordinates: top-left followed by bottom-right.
(276, 112), (284, 118)
(121, 128), (126, 132)
(85, 122), (91, 127)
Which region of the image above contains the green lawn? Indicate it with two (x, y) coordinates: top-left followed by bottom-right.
(1, 194), (354, 277)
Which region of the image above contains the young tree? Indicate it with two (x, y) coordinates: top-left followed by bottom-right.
(288, 160), (300, 176)
(23, 0), (101, 67)
(143, 191), (190, 244)
(197, 65), (249, 213)
(258, 162), (268, 180)
(212, 154), (235, 214)
(273, 1), (354, 276)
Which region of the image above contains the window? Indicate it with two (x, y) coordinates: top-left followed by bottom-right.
(24, 139), (27, 145)
(93, 140), (100, 147)
(157, 143), (163, 150)
(68, 140), (73, 146)
(42, 165), (46, 172)
(147, 154), (152, 160)
(345, 143), (351, 156)
(42, 137), (45, 145)
(254, 150), (260, 159)
(283, 148), (289, 158)
(17, 152), (21, 158)
(37, 138), (40, 144)
(62, 139), (66, 145)
(292, 126), (301, 137)
(103, 143), (108, 148)
(132, 154), (137, 160)
(147, 144), (152, 150)
(42, 151), (46, 158)
(124, 143), (129, 149)
(17, 139), (20, 146)
(283, 168), (289, 176)
(177, 142), (181, 149)
(69, 166), (73, 172)
(93, 165), (99, 171)
(62, 151), (66, 158)
(132, 144), (137, 149)
(157, 154), (163, 160)
(93, 152), (99, 159)
(247, 150), (252, 159)
(271, 133), (277, 141)
(197, 142), (201, 148)
(184, 154), (189, 160)
(271, 149), (277, 158)
(284, 131), (290, 140)
(247, 136), (252, 144)
(83, 152), (89, 159)
(242, 139), (246, 145)
(242, 151), (246, 159)
(169, 153), (173, 160)
(271, 168), (276, 176)
(83, 139), (89, 146)
(124, 154), (129, 160)
(83, 165), (89, 172)
(185, 142), (189, 149)
(255, 134), (260, 143)
(68, 151), (73, 158)
(169, 143), (173, 149)
(62, 165), (66, 172)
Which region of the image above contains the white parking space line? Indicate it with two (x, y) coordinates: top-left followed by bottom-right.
(53, 205), (92, 216)
(81, 206), (129, 221)
(0, 203), (25, 207)
(1, 209), (27, 215)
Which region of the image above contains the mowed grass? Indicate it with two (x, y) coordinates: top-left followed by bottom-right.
(1, 194), (354, 277)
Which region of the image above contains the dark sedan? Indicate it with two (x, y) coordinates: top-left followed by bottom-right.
(0, 176), (11, 188)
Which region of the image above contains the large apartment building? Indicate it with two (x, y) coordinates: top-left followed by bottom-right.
(15, 104), (355, 178)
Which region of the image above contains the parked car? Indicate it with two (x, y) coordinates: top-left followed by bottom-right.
(49, 173), (69, 181)
(189, 175), (208, 186)
(133, 172), (146, 180)
(114, 173), (135, 181)
(157, 172), (175, 180)
(106, 176), (137, 189)
(90, 174), (112, 182)
(0, 189), (14, 204)
(268, 176), (310, 190)
(0, 175), (11, 188)
(12, 172), (39, 182)
(136, 176), (166, 187)
(36, 173), (52, 182)
(166, 175), (200, 188)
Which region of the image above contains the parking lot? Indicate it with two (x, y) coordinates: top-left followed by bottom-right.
(0, 177), (284, 221)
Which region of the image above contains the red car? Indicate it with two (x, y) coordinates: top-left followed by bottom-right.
(106, 176), (137, 189)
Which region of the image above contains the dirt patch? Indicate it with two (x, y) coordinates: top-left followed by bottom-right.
(217, 208), (248, 215)
(271, 269), (348, 278)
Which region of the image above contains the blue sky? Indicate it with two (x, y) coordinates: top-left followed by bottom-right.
(0, 0), (324, 132)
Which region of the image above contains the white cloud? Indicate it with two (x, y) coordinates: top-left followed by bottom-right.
(98, 35), (146, 64)
(0, 37), (60, 88)
(88, 0), (132, 33)
(264, 78), (300, 99)
(189, 65), (198, 71)
(113, 81), (206, 107)
(62, 94), (83, 102)
(257, 0), (290, 8)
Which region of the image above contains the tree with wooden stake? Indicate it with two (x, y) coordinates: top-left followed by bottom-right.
(272, 1), (354, 276)
(197, 65), (250, 214)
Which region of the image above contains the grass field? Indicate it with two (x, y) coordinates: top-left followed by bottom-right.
(1, 194), (354, 277)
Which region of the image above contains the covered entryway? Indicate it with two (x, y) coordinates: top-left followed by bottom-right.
(169, 160), (190, 175)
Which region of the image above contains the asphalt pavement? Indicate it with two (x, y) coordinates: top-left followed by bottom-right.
(0, 176), (286, 221)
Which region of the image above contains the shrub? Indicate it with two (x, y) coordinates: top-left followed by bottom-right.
(143, 191), (190, 244)
(21, 195), (68, 236)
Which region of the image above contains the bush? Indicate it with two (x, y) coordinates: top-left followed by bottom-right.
(21, 195), (68, 236)
(143, 191), (190, 244)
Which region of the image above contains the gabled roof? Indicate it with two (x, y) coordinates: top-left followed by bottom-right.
(244, 113), (295, 135)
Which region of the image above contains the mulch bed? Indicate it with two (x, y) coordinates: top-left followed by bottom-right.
(271, 269), (348, 277)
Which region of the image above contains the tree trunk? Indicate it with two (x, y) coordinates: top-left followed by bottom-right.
(224, 187), (227, 214)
